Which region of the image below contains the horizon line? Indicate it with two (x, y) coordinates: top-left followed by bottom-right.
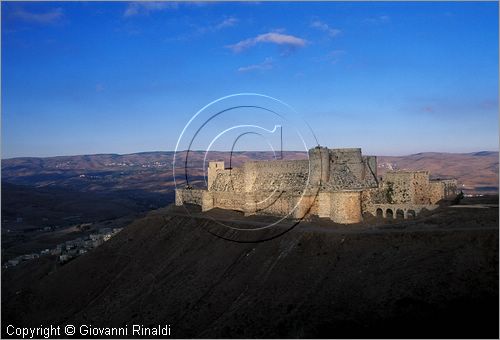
(2, 149), (499, 161)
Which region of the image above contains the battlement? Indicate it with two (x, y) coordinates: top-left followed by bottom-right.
(209, 161), (225, 169)
(384, 170), (430, 181)
(329, 148), (362, 163)
(208, 161), (226, 190)
(386, 170), (429, 175)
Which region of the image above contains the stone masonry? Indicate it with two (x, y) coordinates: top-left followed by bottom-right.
(176, 147), (457, 224)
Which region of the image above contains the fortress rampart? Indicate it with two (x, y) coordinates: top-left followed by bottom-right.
(176, 147), (457, 224)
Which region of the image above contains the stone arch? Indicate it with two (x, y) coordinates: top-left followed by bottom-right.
(407, 209), (416, 219)
(376, 208), (383, 218)
(396, 209), (405, 219)
(386, 209), (393, 219)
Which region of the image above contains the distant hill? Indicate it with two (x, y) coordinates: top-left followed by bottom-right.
(2, 150), (498, 194)
(377, 151), (499, 194)
(1, 182), (142, 225)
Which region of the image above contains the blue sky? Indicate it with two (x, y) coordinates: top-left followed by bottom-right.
(2, 1), (498, 158)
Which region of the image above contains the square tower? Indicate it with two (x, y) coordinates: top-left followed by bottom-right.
(208, 161), (225, 190)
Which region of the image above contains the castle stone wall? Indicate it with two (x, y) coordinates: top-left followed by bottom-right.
(177, 147), (455, 224)
(329, 191), (363, 224)
(243, 160), (310, 192)
(175, 189), (215, 211)
(212, 191), (246, 211)
(329, 148), (362, 164)
(246, 192), (296, 217)
(330, 148), (364, 182)
(317, 192), (332, 218)
(309, 147), (330, 186)
(382, 171), (433, 204)
(210, 168), (245, 192)
(208, 161), (225, 190)
(413, 171), (432, 204)
(175, 189), (205, 206)
(362, 156), (378, 187)
(429, 179), (457, 204)
(442, 179), (458, 198)
(293, 195), (317, 219)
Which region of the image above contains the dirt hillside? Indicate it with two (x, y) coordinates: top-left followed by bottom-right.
(2, 199), (498, 338)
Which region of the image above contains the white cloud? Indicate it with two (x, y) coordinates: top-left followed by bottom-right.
(227, 32), (307, 53)
(124, 2), (177, 17)
(238, 57), (273, 72)
(165, 16), (239, 42)
(215, 17), (238, 30)
(198, 16), (239, 34)
(310, 20), (341, 38)
(11, 7), (63, 24)
(123, 1), (220, 17)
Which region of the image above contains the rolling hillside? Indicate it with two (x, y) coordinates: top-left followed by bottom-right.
(2, 150), (498, 194)
(378, 151), (499, 193)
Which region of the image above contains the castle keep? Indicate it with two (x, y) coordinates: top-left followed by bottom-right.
(175, 147), (457, 224)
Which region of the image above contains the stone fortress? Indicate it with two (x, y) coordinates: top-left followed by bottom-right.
(175, 147), (458, 224)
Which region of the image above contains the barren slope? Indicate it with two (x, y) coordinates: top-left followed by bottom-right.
(2, 201), (498, 338)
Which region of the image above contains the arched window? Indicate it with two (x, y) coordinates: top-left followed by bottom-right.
(396, 209), (404, 219)
(376, 208), (383, 218)
(386, 209), (393, 219)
